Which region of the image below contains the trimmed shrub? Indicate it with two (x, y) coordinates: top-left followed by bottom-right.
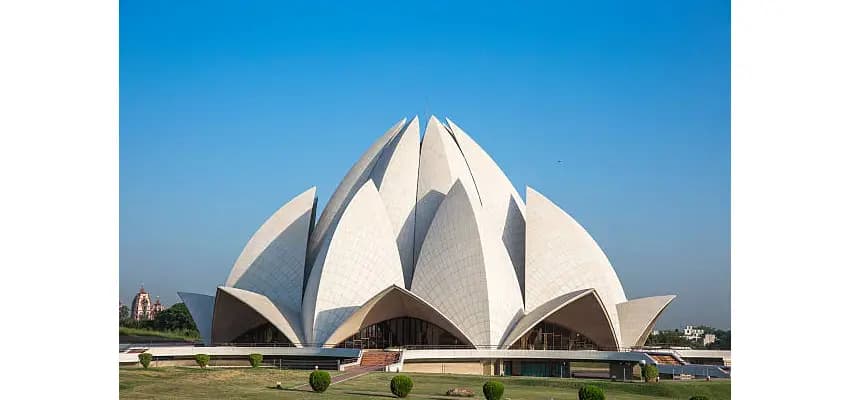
(390, 375), (413, 398)
(309, 370), (331, 393)
(248, 353), (263, 368)
(482, 381), (504, 400)
(578, 385), (605, 400)
(194, 353), (210, 368)
(689, 397), (710, 400)
(641, 364), (659, 382)
(445, 387), (475, 397)
(138, 352), (152, 369)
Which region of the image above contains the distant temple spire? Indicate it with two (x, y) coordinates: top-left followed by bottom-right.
(130, 285), (163, 321)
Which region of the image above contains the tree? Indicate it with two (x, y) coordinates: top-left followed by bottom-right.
(645, 330), (693, 347)
(645, 327), (731, 350)
(119, 304), (130, 322)
(641, 364), (659, 382)
(152, 303), (198, 332)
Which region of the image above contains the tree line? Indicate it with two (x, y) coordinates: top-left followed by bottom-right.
(119, 302), (199, 334)
(645, 326), (731, 350)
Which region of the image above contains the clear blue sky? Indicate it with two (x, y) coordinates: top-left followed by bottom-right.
(120, 0), (730, 330)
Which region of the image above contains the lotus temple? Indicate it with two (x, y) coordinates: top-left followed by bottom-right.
(133, 116), (729, 378)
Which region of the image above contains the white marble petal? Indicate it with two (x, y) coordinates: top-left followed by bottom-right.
(411, 180), (524, 347)
(226, 187), (316, 317)
(302, 181), (405, 345)
(501, 289), (619, 350)
(177, 292), (215, 345)
(413, 116), (480, 269)
(617, 295), (676, 347)
(525, 186), (627, 342)
(306, 118), (407, 277)
(323, 284), (474, 347)
(369, 117), (420, 287)
(212, 286), (304, 346)
(445, 118), (527, 295)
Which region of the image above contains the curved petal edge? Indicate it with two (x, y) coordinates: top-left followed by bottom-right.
(177, 292), (215, 346)
(616, 295), (676, 347)
(212, 286), (304, 346)
(302, 181), (405, 345)
(369, 117), (420, 287)
(413, 116), (481, 268)
(226, 186), (317, 316)
(445, 118), (527, 293)
(307, 118), (407, 274)
(411, 179), (524, 347)
(525, 186), (627, 340)
(501, 288), (620, 350)
(324, 284), (474, 347)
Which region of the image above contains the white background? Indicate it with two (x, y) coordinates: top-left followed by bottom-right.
(0, 0), (848, 397)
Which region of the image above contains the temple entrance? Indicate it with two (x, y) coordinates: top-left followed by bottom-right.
(337, 317), (469, 349)
(509, 321), (599, 350)
(230, 322), (293, 345)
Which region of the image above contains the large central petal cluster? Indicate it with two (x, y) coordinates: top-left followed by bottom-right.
(179, 116), (675, 350)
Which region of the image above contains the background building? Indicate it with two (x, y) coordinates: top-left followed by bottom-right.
(129, 285), (164, 321)
(682, 325), (705, 341)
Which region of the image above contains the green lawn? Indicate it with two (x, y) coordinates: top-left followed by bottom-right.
(120, 367), (730, 400)
(119, 327), (200, 342)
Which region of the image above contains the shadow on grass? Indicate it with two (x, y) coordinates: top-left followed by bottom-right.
(267, 386), (314, 392)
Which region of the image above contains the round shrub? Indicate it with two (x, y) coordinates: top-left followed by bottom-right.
(641, 364), (659, 382)
(390, 374), (413, 398)
(248, 353), (263, 368)
(138, 352), (152, 369)
(689, 397), (710, 400)
(482, 380), (504, 400)
(578, 384), (605, 400)
(194, 353), (210, 368)
(309, 370), (331, 393)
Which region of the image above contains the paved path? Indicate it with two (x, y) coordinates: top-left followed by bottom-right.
(333, 389), (482, 399)
(291, 366), (383, 390)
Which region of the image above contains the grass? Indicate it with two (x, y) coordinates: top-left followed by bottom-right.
(119, 327), (200, 342)
(120, 367), (730, 400)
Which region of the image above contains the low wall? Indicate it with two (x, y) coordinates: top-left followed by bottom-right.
(402, 361), (488, 375)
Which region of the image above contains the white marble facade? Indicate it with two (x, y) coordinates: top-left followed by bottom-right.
(179, 116), (675, 349)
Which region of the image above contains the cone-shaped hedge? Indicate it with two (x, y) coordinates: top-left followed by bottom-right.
(138, 353), (152, 369)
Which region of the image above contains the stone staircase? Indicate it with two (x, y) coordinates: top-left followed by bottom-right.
(649, 354), (684, 365)
(359, 350), (400, 367)
(320, 351), (401, 386)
